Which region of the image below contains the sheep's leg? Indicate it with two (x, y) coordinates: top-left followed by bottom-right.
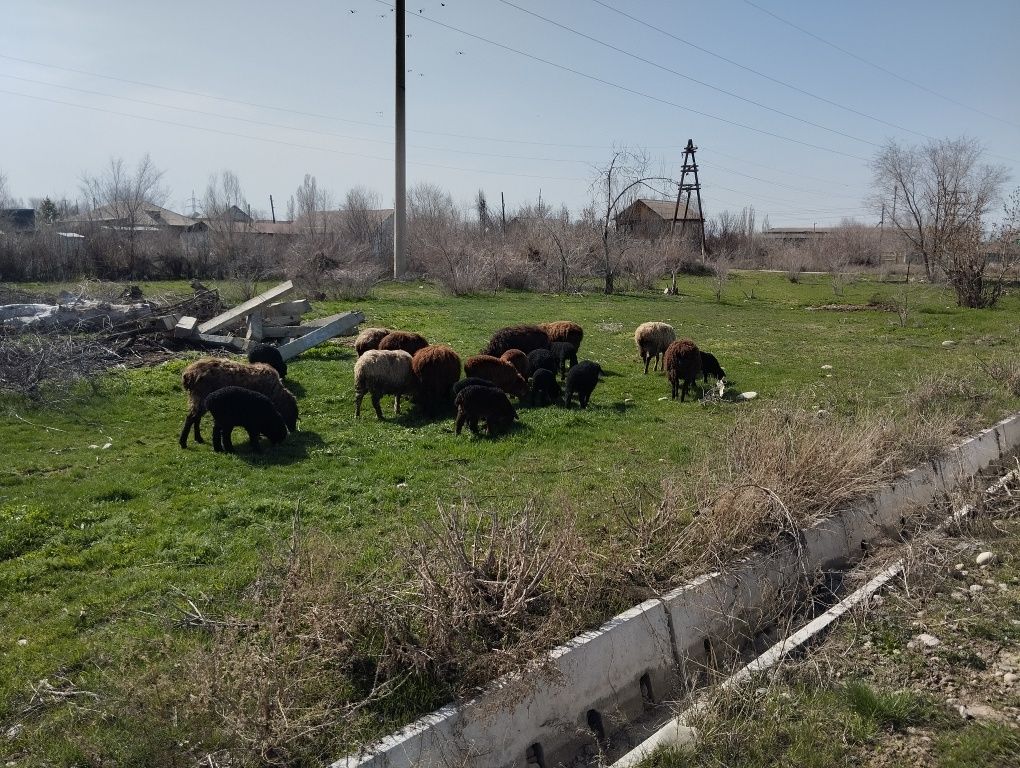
(179, 413), (195, 448)
(580, 393), (589, 408)
(246, 428), (262, 453)
(222, 427), (235, 453)
(355, 391), (364, 418)
(394, 394), (401, 415)
(681, 380), (689, 402)
(212, 423), (223, 452)
(455, 409), (466, 435)
(469, 416), (481, 435)
(643, 355), (651, 375)
(564, 390), (572, 408)
(193, 409), (205, 444)
(372, 393), (384, 420)
(672, 378), (679, 400)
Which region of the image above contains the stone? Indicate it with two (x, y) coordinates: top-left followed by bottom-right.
(976, 551), (997, 566)
(16, 638), (26, 647)
(942, 340), (956, 347)
(970, 584), (984, 593)
(1004, 673), (1018, 684)
(915, 633), (941, 648)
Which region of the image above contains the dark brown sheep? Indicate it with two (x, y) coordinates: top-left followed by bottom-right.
(540, 321), (583, 350)
(411, 344), (462, 413)
(378, 330), (429, 357)
(664, 339), (703, 402)
(499, 348), (529, 379)
(480, 324), (550, 357)
(354, 327), (392, 357)
(180, 358), (298, 448)
(463, 354), (530, 399)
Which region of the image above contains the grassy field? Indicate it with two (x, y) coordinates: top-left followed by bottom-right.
(2, 271), (1020, 764)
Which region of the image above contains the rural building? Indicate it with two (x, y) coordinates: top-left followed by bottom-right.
(614, 198), (704, 239)
(62, 202), (206, 232)
(761, 226), (833, 245)
(0, 208), (36, 234)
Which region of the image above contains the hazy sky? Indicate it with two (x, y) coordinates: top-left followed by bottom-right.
(1, 0), (1017, 226)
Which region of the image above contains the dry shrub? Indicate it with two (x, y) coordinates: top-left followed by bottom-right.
(980, 359), (1020, 398)
(0, 332), (120, 400)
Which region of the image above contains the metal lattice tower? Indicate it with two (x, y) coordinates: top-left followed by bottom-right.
(670, 138), (707, 258)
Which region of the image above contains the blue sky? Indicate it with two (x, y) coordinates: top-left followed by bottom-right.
(1, 0), (1017, 226)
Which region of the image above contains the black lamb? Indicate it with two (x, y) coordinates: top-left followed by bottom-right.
(526, 348), (558, 377)
(205, 386), (289, 453)
(451, 376), (501, 398)
(248, 343), (287, 379)
(563, 360), (603, 408)
(700, 351), (726, 383)
(529, 368), (561, 406)
(550, 341), (578, 376)
(454, 385), (518, 437)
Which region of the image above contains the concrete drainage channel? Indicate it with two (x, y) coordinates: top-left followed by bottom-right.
(334, 413), (1020, 768)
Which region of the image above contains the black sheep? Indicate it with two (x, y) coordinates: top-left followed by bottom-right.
(564, 360), (602, 408)
(454, 385), (518, 437)
(550, 341), (578, 376)
(526, 348), (558, 377)
(205, 386), (289, 453)
(451, 376), (501, 398)
(700, 351), (726, 383)
(529, 368), (561, 406)
(248, 343), (287, 379)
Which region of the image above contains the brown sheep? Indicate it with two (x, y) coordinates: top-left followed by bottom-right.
(355, 327), (392, 357)
(663, 339), (702, 402)
(378, 330), (429, 357)
(480, 325), (550, 357)
(464, 354), (529, 399)
(499, 348), (529, 379)
(411, 345), (462, 413)
(540, 321), (583, 351)
(179, 358), (299, 448)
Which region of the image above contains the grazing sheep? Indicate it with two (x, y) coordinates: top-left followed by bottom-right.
(664, 339), (702, 402)
(205, 386), (288, 453)
(540, 321), (583, 350)
(634, 322), (677, 374)
(700, 351), (726, 383)
(563, 360), (603, 408)
(354, 349), (415, 419)
(411, 344), (461, 413)
(355, 327), (392, 357)
(451, 376), (501, 398)
(455, 385), (518, 437)
(464, 355), (529, 398)
(378, 330), (429, 357)
(526, 348), (558, 377)
(500, 348), (529, 378)
(550, 341), (578, 376)
(529, 368), (561, 406)
(480, 324), (550, 357)
(247, 342), (287, 379)
(180, 358), (298, 448)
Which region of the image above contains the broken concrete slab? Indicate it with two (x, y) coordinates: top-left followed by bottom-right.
(174, 316), (198, 338)
(265, 299), (311, 317)
(197, 280), (293, 335)
(277, 311), (364, 361)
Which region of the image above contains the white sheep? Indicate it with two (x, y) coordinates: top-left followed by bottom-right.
(634, 322), (677, 374)
(354, 349), (415, 419)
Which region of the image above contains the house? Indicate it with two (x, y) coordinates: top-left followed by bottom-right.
(0, 208), (36, 234)
(614, 198), (704, 239)
(761, 227), (833, 245)
(62, 202), (206, 232)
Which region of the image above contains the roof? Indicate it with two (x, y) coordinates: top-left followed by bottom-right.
(63, 202), (199, 229)
(616, 198), (703, 222)
(764, 227), (834, 235)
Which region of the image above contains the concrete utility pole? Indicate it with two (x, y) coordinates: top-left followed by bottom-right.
(394, 0), (408, 278)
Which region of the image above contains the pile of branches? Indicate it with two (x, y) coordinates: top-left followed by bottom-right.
(0, 331), (122, 400)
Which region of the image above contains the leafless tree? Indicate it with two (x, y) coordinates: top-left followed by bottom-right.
(0, 170), (13, 209)
(340, 185), (381, 244)
(871, 137), (1009, 305)
(204, 171), (268, 299)
(590, 149), (672, 294)
(79, 154), (168, 276)
(294, 174), (335, 235)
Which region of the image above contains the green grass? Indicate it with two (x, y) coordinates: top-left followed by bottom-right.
(2, 271), (1020, 763)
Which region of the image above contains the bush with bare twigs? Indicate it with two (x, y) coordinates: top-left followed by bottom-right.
(0, 332), (120, 400)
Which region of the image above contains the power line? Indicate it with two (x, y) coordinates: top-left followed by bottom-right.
(739, 0), (1020, 132)
(589, 0), (931, 141)
(0, 88), (590, 183)
(496, 0), (880, 147)
(381, 1), (870, 161)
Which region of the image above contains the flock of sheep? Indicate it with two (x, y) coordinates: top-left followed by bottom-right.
(176, 320), (726, 452)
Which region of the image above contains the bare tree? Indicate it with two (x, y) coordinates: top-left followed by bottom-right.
(294, 174), (335, 235)
(79, 154), (168, 276)
(204, 170), (267, 298)
(871, 137), (1009, 304)
(341, 185), (381, 244)
(0, 170), (12, 209)
(590, 149), (671, 294)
